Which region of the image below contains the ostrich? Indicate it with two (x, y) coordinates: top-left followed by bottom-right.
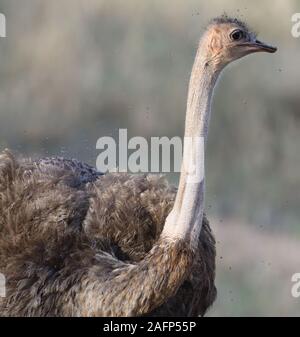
(0, 16), (276, 317)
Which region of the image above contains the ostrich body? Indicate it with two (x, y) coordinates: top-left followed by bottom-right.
(0, 16), (276, 317)
(35, 157), (103, 184)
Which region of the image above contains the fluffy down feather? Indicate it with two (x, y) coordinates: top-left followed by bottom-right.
(0, 150), (216, 316)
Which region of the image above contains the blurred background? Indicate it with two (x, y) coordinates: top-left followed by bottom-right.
(0, 0), (299, 316)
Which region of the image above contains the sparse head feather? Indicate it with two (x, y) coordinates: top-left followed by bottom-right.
(208, 14), (251, 34)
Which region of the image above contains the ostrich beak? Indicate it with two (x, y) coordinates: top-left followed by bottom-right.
(238, 40), (277, 54)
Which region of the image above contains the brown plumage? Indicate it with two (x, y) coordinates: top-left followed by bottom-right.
(0, 16), (276, 317)
(0, 150), (216, 316)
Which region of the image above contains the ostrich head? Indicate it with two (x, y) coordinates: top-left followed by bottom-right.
(200, 16), (277, 70)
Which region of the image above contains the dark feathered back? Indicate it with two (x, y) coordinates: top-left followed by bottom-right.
(0, 150), (216, 316)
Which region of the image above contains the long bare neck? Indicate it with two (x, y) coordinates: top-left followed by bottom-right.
(52, 42), (222, 317)
(163, 44), (221, 248)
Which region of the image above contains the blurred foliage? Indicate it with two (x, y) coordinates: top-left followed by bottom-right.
(0, 0), (299, 316)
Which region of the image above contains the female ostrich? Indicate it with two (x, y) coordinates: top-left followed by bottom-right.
(0, 16), (276, 317)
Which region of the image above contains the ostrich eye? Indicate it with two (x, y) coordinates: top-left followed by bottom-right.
(230, 29), (244, 41)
